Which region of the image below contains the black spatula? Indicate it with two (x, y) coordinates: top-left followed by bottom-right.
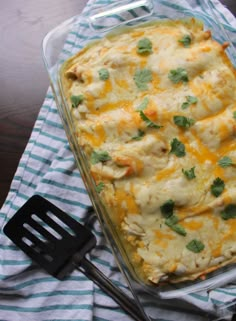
(3, 195), (147, 321)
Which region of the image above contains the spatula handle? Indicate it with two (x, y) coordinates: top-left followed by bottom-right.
(74, 257), (148, 321)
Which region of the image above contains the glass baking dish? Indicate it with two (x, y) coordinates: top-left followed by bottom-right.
(42, 0), (236, 319)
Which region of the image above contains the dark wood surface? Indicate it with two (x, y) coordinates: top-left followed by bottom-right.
(0, 0), (236, 208)
(0, 0), (87, 207)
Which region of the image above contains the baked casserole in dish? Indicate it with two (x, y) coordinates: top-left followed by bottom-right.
(60, 17), (236, 286)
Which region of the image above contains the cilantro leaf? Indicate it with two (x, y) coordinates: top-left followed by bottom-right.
(165, 215), (178, 225)
(98, 68), (109, 80)
(137, 38), (153, 55)
(178, 35), (192, 47)
(170, 138), (186, 157)
(173, 115), (195, 128)
(134, 68), (152, 90)
(136, 97), (149, 111)
(167, 223), (187, 236)
(187, 96), (198, 104)
(220, 204), (236, 220)
(96, 182), (105, 193)
(181, 102), (190, 110)
(182, 167), (196, 180)
(233, 111), (236, 119)
(186, 239), (205, 253)
(168, 68), (189, 84)
(90, 150), (111, 164)
(218, 156), (233, 168)
(95, 182), (105, 193)
(160, 199), (175, 218)
(131, 129), (145, 140)
(165, 215), (187, 236)
(70, 95), (84, 108)
(181, 96), (198, 109)
(139, 111), (162, 129)
(210, 177), (225, 197)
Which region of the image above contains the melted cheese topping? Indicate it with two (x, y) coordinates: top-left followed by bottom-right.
(62, 19), (236, 284)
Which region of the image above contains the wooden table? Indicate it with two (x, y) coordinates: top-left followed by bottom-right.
(0, 0), (236, 207)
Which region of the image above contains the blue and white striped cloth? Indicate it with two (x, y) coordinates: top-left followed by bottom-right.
(1, 1), (236, 320)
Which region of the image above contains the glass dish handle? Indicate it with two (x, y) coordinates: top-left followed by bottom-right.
(87, 0), (154, 32)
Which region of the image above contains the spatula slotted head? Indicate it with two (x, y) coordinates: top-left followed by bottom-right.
(3, 195), (96, 279)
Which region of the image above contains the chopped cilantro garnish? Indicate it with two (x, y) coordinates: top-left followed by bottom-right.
(137, 38), (153, 55)
(220, 204), (236, 220)
(165, 215), (178, 225)
(165, 215), (186, 236)
(98, 68), (109, 80)
(186, 239), (205, 253)
(210, 177), (225, 197)
(233, 111), (236, 119)
(170, 138), (186, 157)
(134, 68), (152, 90)
(168, 68), (189, 84)
(70, 95), (84, 108)
(173, 115), (195, 128)
(178, 35), (192, 47)
(95, 182), (105, 193)
(181, 96), (198, 109)
(218, 156), (233, 168)
(131, 129), (145, 140)
(136, 97), (149, 111)
(90, 150), (111, 164)
(167, 223), (186, 236)
(187, 96), (198, 104)
(139, 111), (162, 129)
(182, 167), (196, 180)
(160, 199), (175, 218)
(181, 102), (189, 110)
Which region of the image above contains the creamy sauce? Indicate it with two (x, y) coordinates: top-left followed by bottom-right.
(62, 19), (236, 284)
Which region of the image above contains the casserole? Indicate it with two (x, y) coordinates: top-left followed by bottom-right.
(61, 16), (236, 286)
(42, 0), (236, 314)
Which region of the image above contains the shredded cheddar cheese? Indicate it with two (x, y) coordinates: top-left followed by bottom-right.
(62, 19), (236, 284)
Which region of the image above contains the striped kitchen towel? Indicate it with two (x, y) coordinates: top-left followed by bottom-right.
(1, 1), (236, 320)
